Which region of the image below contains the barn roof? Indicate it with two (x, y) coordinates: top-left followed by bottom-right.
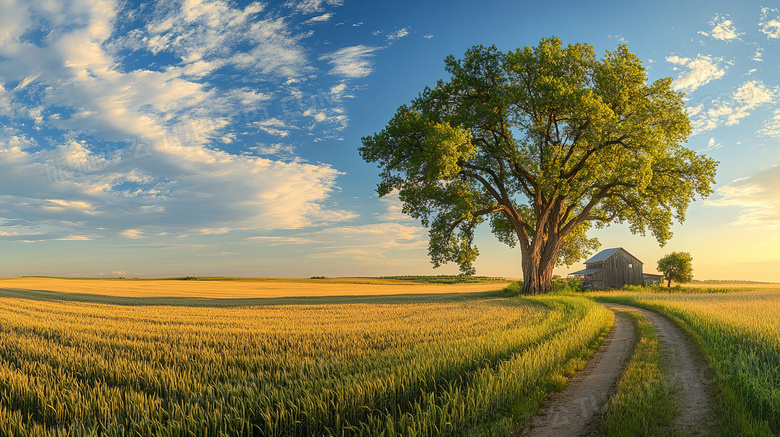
(584, 248), (622, 264)
(569, 267), (604, 276)
(583, 247), (643, 264)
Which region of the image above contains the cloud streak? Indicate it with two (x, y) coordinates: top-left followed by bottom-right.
(706, 166), (780, 229)
(0, 0), (360, 242)
(320, 45), (380, 78)
(666, 55), (726, 92)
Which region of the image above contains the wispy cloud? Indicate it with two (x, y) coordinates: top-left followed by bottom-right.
(285, 0), (343, 14)
(245, 191), (427, 261)
(699, 14), (742, 40)
(666, 54), (726, 92)
(752, 48), (763, 62)
(706, 166), (780, 228)
(320, 45), (380, 78)
(688, 80), (775, 134)
(306, 13), (333, 23)
(0, 0), (362, 242)
(759, 109), (780, 138)
(386, 28), (409, 41)
(759, 7), (780, 38)
(698, 137), (722, 152)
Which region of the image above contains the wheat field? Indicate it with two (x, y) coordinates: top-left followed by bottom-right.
(0, 278), (611, 436)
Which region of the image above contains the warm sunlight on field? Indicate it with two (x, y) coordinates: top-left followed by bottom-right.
(0, 277), (509, 299)
(0, 279), (610, 435)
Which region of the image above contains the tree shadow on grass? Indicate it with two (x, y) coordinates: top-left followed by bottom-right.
(0, 287), (513, 307)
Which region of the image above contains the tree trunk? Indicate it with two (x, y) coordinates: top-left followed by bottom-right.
(521, 240), (559, 295)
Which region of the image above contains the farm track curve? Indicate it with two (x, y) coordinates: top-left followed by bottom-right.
(520, 303), (718, 437)
(605, 303), (719, 436)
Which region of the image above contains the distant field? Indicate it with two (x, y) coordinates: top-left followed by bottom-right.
(0, 278), (610, 436)
(0, 277), (509, 302)
(593, 289), (780, 435)
(683, 281), (780, 290)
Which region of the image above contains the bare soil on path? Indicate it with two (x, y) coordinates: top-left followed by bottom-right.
(520, 306), (636, 437)
(521, 303), (718, 437)
(606, 303), (718, 436)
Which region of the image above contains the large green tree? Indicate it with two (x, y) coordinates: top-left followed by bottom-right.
(360, 38), (717, 294)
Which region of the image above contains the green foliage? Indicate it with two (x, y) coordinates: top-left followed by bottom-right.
(504, 278), (583, 295)
(502, 281), (524, 296)
(377, 275), (504, 284)
(360, 37), (717, 292)
(657, 251), (694, 286)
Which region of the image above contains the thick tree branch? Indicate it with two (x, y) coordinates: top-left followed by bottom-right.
(560, 135), (629, 182)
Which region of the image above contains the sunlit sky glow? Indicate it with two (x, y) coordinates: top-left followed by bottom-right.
(0, 0), (778, 281)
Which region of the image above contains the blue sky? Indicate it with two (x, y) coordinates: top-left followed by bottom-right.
(0, 0), (778, 280)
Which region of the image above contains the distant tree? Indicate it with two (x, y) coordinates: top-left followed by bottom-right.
(360, 37), (718, 294)
(657, 252), (693, 287)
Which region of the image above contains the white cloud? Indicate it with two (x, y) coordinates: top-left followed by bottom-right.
(137, 1), (311, 79)
(285, 0), (343, 13)
(387, 28), (409, 41)
(423, 34), (433, 39)
(246, 236), (315, 245)
(307, 223), (427, 260)
(320, 45), (380, 78)
(251, 142), (296, 157)
(752, 48), (763, 62)
(377, 190), (415, 222)
(705, 166), (780, 228)
(733, 81), (774, 107)
(698, 137), (722, 152)
(688, 81), (775, 134)
(306, 13), (332, 23)
(666, 55), (726, 92)
(121, 229), (144, 239)
(699, 15), (742, 40)
(759, 7), (780, 38)
(0, 0), (358, 241)
(245, 191), (427, 261)
(759, 109), (780, 137)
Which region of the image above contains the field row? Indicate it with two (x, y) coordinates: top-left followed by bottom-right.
(0, 290), (611, 436)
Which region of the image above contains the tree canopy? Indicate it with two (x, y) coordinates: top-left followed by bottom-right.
(657, 252), (694, 287)
(359, 37), (718, 294)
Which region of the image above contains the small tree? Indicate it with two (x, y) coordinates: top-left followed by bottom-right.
(657, 252), (693, 287)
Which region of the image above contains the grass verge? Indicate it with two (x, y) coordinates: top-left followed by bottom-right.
(591, 308), (678, 436)
(595, 293), (776, 436)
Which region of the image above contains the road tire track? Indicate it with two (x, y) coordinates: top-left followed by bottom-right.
(604, 303), (718, 436)
(520, 303), (718, 437)
(519, 307), (636, 437)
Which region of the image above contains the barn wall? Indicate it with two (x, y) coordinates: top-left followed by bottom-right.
(603, 250), (644, 287)
(584, 265), (606, 288)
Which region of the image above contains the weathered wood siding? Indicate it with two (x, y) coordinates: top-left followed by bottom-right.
(583, 264), (606, 288)
(602, 249), (644, 287)
(581, 248), (644, 288)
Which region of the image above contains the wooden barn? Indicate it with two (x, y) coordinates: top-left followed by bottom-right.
(569, 247), (645, 288)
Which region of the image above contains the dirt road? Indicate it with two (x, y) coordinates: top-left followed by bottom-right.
(521, 303), (717, 436)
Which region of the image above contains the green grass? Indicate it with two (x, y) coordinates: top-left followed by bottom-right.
(376, 275), (507, 284)
(592, 309), (678, 437)
(593, 291), (779, 436)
